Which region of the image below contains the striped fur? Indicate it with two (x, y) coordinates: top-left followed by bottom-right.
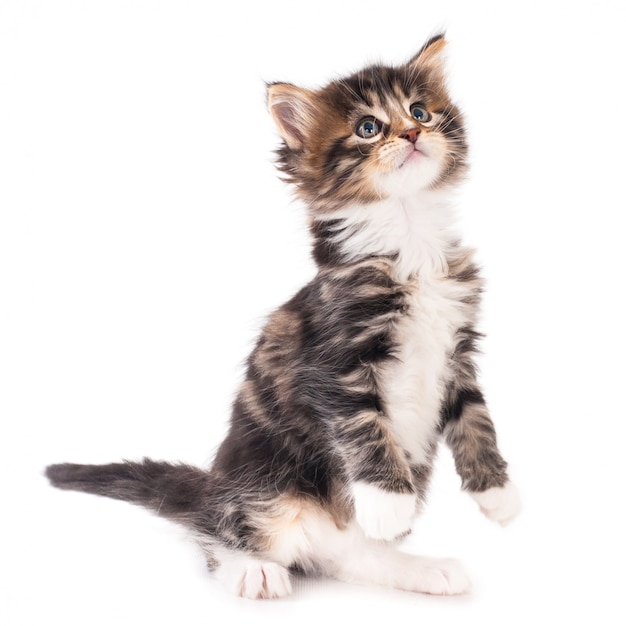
(46, 35), (518, 600)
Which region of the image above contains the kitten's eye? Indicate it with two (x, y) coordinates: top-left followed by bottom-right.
(356, 117), (382, 139)
(410, 103), (432, 123)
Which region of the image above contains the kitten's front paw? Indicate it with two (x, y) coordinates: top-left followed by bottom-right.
(470, 481), (521, 526)
(352, 481), (416, 541)
(413, 558), (472, 596)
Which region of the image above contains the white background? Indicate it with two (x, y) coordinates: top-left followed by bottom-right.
(1, 1), (625, 624)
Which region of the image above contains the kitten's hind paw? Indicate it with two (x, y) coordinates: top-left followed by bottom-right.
(470, 481), (521, 526)
(216, 558), (292, 600)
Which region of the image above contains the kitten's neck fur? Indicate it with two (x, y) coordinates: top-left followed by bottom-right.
(312, 188), (459, 282)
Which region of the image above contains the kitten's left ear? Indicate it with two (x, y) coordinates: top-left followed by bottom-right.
(267, 83), (317, 151)
(408, 33), (448, 81)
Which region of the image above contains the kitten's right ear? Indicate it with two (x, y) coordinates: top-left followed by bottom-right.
(408, 33), (448, 83)
(267, 83), (317, 151)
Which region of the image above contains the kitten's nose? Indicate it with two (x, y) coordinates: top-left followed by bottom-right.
(401, 127), (420, 143)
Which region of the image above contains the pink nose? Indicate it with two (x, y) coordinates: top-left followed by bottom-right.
(401, 127), (420, 143)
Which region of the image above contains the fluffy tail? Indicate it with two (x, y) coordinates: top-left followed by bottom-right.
(45, 458), (210, 521)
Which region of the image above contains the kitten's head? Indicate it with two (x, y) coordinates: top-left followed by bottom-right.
(268, 35), (467, 213)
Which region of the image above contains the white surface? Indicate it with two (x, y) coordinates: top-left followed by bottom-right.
(1, 1), (625, 624)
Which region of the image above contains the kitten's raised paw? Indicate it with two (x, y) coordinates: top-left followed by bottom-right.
(470, 481), (521, 526)
(216, 558), (292, 600)
(352, 481), (416, 541)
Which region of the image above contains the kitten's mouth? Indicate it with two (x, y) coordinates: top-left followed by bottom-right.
(399, 146), (426, 168)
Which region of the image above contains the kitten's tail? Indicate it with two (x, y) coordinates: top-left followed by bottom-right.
(45, 458), (210, 521)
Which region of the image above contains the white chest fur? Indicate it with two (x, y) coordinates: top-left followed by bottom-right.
(323, 192), (474, 464)
(380, 275), (472, 465)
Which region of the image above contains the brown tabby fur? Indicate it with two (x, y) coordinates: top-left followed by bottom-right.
(46, 34), (515, 600)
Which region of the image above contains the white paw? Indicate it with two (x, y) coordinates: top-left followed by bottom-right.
(416, 558), (472, 596)
(352, 481), (416, 541)
(215, 559), (292, 600)
(471, 481), (521, 526)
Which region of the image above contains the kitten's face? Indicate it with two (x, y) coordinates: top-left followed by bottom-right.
(268, 36), (467, 213)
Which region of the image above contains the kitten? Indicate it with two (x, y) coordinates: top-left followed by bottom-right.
(46, 34), (520, 600)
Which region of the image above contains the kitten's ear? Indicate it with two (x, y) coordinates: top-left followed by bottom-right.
(408, 33), (448, 81)
(267, 83), (317, 150)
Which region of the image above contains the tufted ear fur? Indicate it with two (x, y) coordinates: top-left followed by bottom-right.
(267, 83), (318, 150)
(407, 33), (448, 82)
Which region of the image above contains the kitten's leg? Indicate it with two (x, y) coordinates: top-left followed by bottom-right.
(441, 362), (521, 525)
(304, 268), (421, 540)
(257, 495), (470, 597)
(331, 539), (471, 596)
(331, 408), (417, 540)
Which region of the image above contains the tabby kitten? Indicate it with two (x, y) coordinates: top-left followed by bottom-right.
(46, 34), (520, 600)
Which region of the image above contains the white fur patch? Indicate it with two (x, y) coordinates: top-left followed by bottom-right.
(381, 275), (472, 465)
(320, 192), (476, 467)
(471, 481), (521, 526)
(324, 190), (458, 282)
(351, 481), (416, 540)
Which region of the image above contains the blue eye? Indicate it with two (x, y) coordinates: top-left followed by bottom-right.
(356, 117), (382, 139)
(410, 103), (432, 123)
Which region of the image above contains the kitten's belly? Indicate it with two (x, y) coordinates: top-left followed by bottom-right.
(381, 277), (469, 465)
